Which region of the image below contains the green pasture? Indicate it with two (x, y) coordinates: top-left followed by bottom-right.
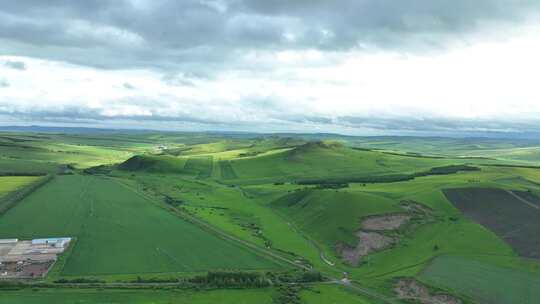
(419, 255), (540, 304)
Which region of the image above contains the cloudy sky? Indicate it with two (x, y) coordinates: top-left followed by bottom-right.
(1, 1), (540, 135)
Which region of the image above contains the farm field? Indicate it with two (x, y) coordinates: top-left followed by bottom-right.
(0, 174), (279, 277)
(1, 130), (540, 303)
(444, 187), (540, 258)
(419, 255), (540, 304)
(300, 284), (380, 303)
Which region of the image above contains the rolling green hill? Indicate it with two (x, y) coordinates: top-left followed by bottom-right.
(227, 141), (456, 184)
(271, 189), (400, 248)
(118, 155), (188, 173)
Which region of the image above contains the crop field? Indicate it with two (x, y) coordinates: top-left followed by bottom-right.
(2, 131), (540, 303)
(0, 175), (279, 276)
(419, 255), (540, 304)
(444, 188), (540, 258)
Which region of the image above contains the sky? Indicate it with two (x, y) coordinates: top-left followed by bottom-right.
(1, 1), (540, 136)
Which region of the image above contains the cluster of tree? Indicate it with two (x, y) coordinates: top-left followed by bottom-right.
(132, 276), (180, 283)
(420, 165), (479, 176)
(0, 280), (26, 290)
(314, 183), (349, 189)
(164, 195), (184, 207)
(267, 270), (324, 284)
(273, 284), (303, 304)
(54, 278), (105, 284)
(296, 165), (480, 185)
(189, 271), (270, 288)
(0, 172), (47, 176)
(296, 174), (412, 185)
(82, 165), (112, 175)
(238, 151), (262, 157)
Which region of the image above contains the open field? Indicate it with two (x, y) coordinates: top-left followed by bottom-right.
(0, 175), (279, 277)
(419, 255), (540, 304)
(2, 130), (540, 302)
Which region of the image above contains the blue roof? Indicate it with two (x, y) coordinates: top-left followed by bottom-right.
(32, 237), (71, 244)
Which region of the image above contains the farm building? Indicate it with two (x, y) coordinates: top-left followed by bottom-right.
(1, 237), (72, 279)
(31, 237), (71, 248)
(0, 239), (18, 244)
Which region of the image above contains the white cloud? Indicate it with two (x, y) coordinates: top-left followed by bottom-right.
(1, 21), (540, 134)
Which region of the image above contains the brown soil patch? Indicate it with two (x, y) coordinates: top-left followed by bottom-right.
(337, 231), (394, 266)
(337, 201), (433, 266)
(361, 214), (411, 231)
(395, 279), (462, 304)
(400, 200), (432, 215)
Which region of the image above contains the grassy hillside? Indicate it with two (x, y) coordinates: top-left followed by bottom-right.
(420, 255), (540, 304)
(3, 131), (540, 303)
(271, 189), (400, 248)
(119, 155), (188, 173)
(227, 141), (457, 184)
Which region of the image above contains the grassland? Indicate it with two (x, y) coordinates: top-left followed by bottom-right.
(271, 189), (400, 248)
(226, 141), (460, 184)
(419, 255), (540, 304)
(3, 130), (540, 303)
(0, 175), (279, 277)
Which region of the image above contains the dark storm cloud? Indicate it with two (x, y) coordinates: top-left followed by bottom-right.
(1, 0), (539, 70)
(3, 60), (26, 70)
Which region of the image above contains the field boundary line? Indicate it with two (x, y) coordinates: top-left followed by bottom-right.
(107, 176), (306, 271)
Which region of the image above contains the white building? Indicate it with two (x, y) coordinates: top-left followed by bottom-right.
(0, 239), (18, 244)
